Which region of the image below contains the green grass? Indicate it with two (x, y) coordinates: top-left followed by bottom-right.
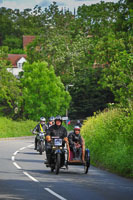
(81, 108), (133, 178)
(0, 117), (36, 138)
(0, 117), (72, 138)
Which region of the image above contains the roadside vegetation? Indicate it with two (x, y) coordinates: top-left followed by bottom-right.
(81, 108), (133, 178)
(0, 117), (36, 138)
(0, 117), (72, 138)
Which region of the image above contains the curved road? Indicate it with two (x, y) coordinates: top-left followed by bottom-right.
(0, 137), (133, 200)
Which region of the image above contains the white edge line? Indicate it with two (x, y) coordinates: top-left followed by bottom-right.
(19, 147), (26, 151)
(13, 162), (21, 169)
(13, 151), (19, 156)
(23, 171), (39, 182)
(27, 144), (34, 148)
(45, 188), (67, 200)
(12, 156), (15, 161)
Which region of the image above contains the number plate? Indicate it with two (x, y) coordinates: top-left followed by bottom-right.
(54, 138), (62, 146)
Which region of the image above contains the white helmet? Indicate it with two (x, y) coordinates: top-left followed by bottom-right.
(40, 117), (46, 122)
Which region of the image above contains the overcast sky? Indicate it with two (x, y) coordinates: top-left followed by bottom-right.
(0, 0), (119, 12)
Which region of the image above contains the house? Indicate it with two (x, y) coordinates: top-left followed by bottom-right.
(23, 35), (35, 50)
(7, 54), (27, 78)
(7, 35), (35, 77)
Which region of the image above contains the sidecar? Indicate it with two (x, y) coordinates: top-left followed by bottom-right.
(66, 137), (90, 174)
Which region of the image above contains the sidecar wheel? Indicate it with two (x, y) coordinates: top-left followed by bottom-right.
(84, 164), (89, 174)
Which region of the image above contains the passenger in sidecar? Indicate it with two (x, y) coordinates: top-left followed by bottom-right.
(68, 126), (82, 161)
(68, 126), (90, 164)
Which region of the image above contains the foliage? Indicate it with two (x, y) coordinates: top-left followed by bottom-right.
(0, 0), (132, 119)
(81, 108), (133, 177)
(9, 48), (26, 54)
(69, 67), (114, 119)
(0, 117), (36, 138)
(20, 61), (71, 120)
(0, 47), (22, 118)
(3, 36), (22, 50)
(99, 51), (133, 109)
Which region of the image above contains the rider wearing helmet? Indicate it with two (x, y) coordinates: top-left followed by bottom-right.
(76, 120), (82, 128)
(32, 117), (48, 150)
(45, 115), (68, 164)
(68, 126), (82, 160)
(47, 116), (55, 128)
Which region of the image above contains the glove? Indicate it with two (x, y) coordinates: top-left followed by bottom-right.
(46, 135), (51, 142)
(64, 137), (68, 143)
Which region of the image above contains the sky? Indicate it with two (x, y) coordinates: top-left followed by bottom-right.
(0, 0), (119, 12)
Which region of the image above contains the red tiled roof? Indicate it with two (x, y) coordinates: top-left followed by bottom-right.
(8, 54), (27, 67)
(23, 35), (35, 49)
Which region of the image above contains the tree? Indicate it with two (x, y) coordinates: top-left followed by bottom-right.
(21, 61), (71, 120)
(0, 47), (22, 117)
(69, 67), (114, 119)
(100, 51), (133, 109)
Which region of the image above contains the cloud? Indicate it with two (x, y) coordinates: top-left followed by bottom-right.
(0, 0), (41, 10)
(38, 0), (51, 7)
(0, 0), (119, 12)
(75, 0), (90, 1)
(38, 0), (65, 7)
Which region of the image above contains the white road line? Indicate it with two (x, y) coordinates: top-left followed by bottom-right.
(23, 171), (39, 182)
(45, 188), (67, 200)
(19, 147), (26, 151)
(13, 162), (21, 169)
(11, 156), (15, 161)
(13, 150), (19, 156)
(27, 144), (34, 148)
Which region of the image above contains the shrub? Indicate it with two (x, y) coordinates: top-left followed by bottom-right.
(81, 108), (133, 177)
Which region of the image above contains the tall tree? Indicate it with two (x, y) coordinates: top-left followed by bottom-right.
(0, 47), (22, 117)
(20, 61), (71, 120)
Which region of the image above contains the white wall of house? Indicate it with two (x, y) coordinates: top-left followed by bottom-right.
(7, 57), (26, 78)
(17, 57), (26, 68)
(7, 67), (24, 77)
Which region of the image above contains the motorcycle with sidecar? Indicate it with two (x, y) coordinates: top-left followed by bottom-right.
(45, 136), (90, 174)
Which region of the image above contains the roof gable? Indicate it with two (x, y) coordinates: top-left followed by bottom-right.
(8, 54), (27, 67)
(17, 57), (26, 64)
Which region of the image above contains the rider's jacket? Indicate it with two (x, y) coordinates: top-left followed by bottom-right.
(46, 124), (67, 139)
(32, 123), (48, 134)
(68, 132), (82, 147)
(47, 122), (53, 128)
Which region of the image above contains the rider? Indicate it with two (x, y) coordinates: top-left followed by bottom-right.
(32, 117), (48, 150)
(76, 120), (82, 128)
(45, 115), (68, 164)
(47, 116), (55, 128)
(68, 126), (82, 160)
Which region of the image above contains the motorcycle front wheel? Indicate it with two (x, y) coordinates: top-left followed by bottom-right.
(39, 141), (45, 155)
(55, 153), (61, 175)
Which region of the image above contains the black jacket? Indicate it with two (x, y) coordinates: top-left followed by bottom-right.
(68, 132), (82, 147)
(32, 123), (48, 133)
(46, 124), (67, 139)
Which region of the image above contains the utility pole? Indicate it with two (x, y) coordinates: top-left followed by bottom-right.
(66, 84), (74, 125)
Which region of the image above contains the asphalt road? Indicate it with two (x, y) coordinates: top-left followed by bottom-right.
(0, 137), (133, 200)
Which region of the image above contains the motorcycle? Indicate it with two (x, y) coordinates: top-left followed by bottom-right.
(45, 136), (67, 174)
(45, 136), (90, 175)
(36, 132), (45, 155)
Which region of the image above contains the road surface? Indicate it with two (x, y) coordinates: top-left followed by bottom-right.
(0, 137), (132, 200)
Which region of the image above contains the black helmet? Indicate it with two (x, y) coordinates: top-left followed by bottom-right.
(55, 115), (62, 121)
(49, 116), (55, 121)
